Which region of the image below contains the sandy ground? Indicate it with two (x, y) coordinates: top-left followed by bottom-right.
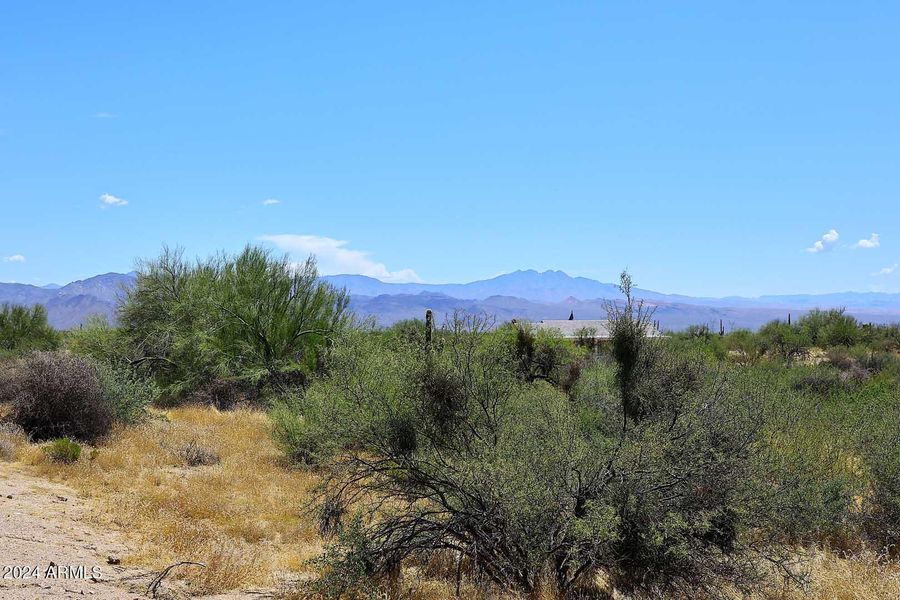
(0, 461), (152, 598)
(0, 462), (272, 599)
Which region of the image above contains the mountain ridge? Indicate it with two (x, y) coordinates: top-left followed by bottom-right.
(2, 269), (898, 330)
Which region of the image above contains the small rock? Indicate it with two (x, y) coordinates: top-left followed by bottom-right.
(106, 556), (121, 565)
(5, 495), (11, 499)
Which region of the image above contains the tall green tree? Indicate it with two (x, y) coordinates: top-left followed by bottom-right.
(120, 245), (349, 399)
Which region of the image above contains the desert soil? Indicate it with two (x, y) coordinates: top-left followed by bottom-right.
(0, 462), (270, 599)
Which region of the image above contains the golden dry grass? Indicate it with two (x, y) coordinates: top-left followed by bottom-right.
(768, 549), (900, 600)
(18, 406), (322, 595)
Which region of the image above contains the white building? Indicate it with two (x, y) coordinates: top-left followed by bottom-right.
(532, 318), (661, 341)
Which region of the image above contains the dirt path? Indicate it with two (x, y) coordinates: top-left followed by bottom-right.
(0, 462), (278, 599)
(0, 461), (161, 598)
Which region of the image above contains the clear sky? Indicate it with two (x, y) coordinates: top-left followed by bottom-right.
(2, 2), (899, 296)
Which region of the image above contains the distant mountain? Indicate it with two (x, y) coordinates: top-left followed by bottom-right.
(0, 272), (136, 329)
(347, 293), (900, 330)
(324, 270), (635, 303)
(1, 269), (898, 330)
(325, 270), (900, 312)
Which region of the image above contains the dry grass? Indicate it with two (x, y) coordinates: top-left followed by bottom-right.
(766, 549), (900, 600)
(18, 406), (322, 595)
(0, 421), (28, 461)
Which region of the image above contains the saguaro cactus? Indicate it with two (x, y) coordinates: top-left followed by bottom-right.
(425, 309), (434, 348)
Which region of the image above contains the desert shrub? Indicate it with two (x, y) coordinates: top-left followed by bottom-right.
(383, 318), (428, 347)
(193, 377), (259, 409)
(179, 440), (221, 467)
(604, 271), (663, 422)
(120, 245), (349, 402)
(0, 438), (14, 461)
(822, 314), (861, 348)
(94, 362), (156, 423)
(797, 308), (860, 348)
(292, 304), (803, 597)
(826, 346), (854, 370)
(760, 409), (861, 544)
(869, 323), (900, 352)
(850, 346), (898, 374)
(498, 322), (579, 386)
(2, 351), (114, 442)
(725, 329), (764, 364)
(305, 515), (380, 600)
(0, 303), (59, 356)
(823, 347), (877, 385)
(758, 320), (809, 362)
(44, 437), (82, 463)
(271, 394), (330, 466)
(272, 326), (420, 467)
(855, 391), (900, 550)
(65, 315), (132, 366)
(791, 366), (845, 396)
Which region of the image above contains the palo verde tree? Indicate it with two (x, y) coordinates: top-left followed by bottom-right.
(120, 245), (349, 401)
(0, 303), (59, 356)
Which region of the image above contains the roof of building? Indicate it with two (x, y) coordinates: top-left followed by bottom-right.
(532, 319), (661, 339)
(533, 319), (611, 338)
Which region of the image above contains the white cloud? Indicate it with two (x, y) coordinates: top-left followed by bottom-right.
(2, 254), (25, 263)
(262, 198), (281, 206)
(873, 263), (898, 276)
(806, 229), (839, 253)
(259, 234), (422, 283)
(99, 193), (128, 207)
(854, 233), (880, 249)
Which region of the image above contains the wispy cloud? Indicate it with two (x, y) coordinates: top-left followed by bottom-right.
(873, 263), (898, 276)
(259, 234), (422, 283)
(854, 233), (880, 249)
(262, 198), (281, 206)
(805, 229), (839, 253)
(2, 254), (25, 263)
(92, 112), (117, 119)
(99, 193), (128, 207)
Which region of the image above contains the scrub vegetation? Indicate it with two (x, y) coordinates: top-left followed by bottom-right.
(1, 246), (899, 599)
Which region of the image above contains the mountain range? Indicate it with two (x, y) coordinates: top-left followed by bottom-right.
(1, 270), (899, 330)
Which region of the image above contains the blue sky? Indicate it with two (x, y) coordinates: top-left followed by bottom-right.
(1, 2), (899, 296)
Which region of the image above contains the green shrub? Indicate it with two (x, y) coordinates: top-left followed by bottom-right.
(0, 304), (59, 356)
(495, 321), (580, 386)
(65, 315), (131, 365)
(758, 320), (809, 362)
(855, 392), (900, 550)
(305, 515), (379, 600)
(271, 395), (330, 466)
(791, 366), (845, 396)
(724, 329), (763, 364)
(44, 437), (82, 463)
(294, 308), (803, 597)
(94, 362), (156, 423)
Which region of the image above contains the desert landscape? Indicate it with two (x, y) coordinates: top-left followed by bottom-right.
(2, 254), (900, 599)
(3, 3), (900, 598)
